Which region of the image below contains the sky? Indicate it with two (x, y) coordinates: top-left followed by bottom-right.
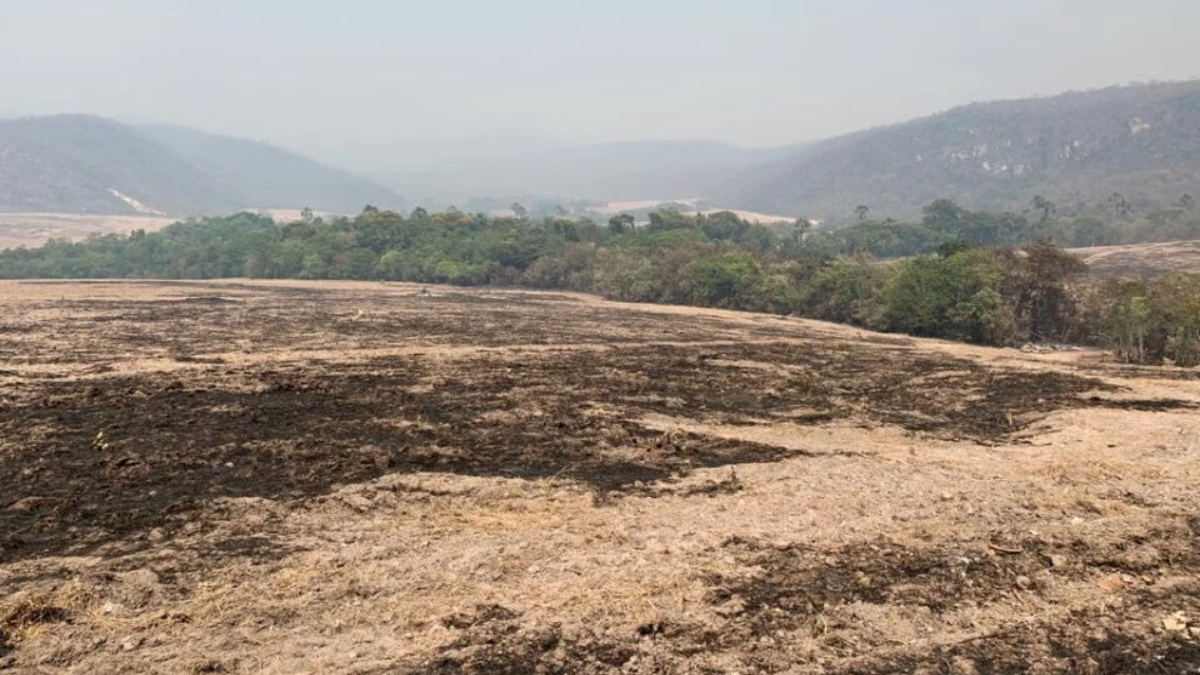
(2, 0), (1199, 170)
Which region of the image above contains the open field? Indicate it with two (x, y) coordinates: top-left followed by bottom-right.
(0, 211), (343, 251)
(1070, 239), (1200, 278)
(599, 200), (794, 224)
(2, 281), (1199, 673)
(0, 214), (178, 250)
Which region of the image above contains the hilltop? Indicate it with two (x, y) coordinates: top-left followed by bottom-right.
(0, 115), (404, 216)
(711, 80), (1200, 222)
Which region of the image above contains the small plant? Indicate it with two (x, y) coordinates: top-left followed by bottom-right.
(91, 431), (110, 451)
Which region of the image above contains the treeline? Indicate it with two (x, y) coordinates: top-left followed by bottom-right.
(0, 205), (1196, 366)
(806, 196), (1200, 258)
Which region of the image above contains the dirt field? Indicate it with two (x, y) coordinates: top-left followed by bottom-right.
(599, 201), (794, 224)
(1070, 239), (1200, 278)
(2, 280), (1199, 674)
(0, 214), (178, 251)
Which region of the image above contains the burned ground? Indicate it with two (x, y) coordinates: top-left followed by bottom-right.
(3, 302), (1180, 565)
(1, 281), (1198, 674)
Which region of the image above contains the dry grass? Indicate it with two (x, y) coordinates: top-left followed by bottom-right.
(1070, 238), (1200, 278)
(0, 213), (176, 250)
(0, 579), (95, 647)
(2, 280), (1200, 674)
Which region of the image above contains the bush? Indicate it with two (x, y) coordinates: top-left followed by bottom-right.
(679, 251), (760, 308)
(883, 249), (1014, 344)
(802, 259), (893, 329)
(1101, 275), (1200, 366)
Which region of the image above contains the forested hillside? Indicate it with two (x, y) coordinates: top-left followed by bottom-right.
(136, 124), (404, 214)
(0, 116), (237, 214)
(713, 81), (1200, 222)
(0, 115), (404, 216)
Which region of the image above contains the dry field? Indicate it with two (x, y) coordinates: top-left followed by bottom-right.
(1, 281), (1199, 674)
(1070, 239), (1200, 278)
(598, 201), (794, 224)
(0, 214), (177, 250)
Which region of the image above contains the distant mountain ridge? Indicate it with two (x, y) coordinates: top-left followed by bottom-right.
(710, 80), (1200, 222)
(11, 80), (1200, 221)
(0, 115), (404, 216)
(376, 138), (809, 206)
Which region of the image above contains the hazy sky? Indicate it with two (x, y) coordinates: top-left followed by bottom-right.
(3, 0), (1199, 165)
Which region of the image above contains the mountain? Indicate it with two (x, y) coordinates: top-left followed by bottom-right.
(136, 124), (403, 214)
(0, 115), (404, 216)
(373, 138), (808, 206)
(0, 115), (237, 215)
(711, 80), (1200, 222)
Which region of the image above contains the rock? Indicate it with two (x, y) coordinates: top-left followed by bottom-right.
(1189, 516), (1200, 536)
(1163, 612), (1189, 633)
(714, 596), (746, 618)
(1015, 575), (1033, 590)
(340, 493), (374, 512)
(5, 496), (52, 512)
(121, 636), (144, 652)
(1048, 554), (1069, 568)
(1097, 575), (1125, 592)
(118, 568), (162, 587)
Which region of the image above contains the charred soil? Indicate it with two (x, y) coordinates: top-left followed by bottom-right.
(1, 280), (1198, 674)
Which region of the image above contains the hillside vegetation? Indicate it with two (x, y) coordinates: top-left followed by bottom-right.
(714, 81), (1200, 222)
(0, 116), (236, 215)
(4, 206), (1199, 366)
(0, 115), (404, 216)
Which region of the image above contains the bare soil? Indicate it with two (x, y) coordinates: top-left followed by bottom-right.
(1, 280), (1199, 674)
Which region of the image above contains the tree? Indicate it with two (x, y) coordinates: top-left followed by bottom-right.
(1106, 192), (1132, 220)
(607, 213), (634, 235)
(511, 202), (529, 220)
(854, 205), (870, 221)
(699, 211), (750, 242)
(922, 199), (967, 230)
(679, 251), (759, 307)
(1181, 194), (1196, 211)
(997, 241), (1088, 342)
(884, 249), (1011, 344)
(1105, 286), (1150, 363)
(1030, 195), (1056, 226)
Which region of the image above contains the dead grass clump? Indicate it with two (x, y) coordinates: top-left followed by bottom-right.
(0, 580), (94, 648)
